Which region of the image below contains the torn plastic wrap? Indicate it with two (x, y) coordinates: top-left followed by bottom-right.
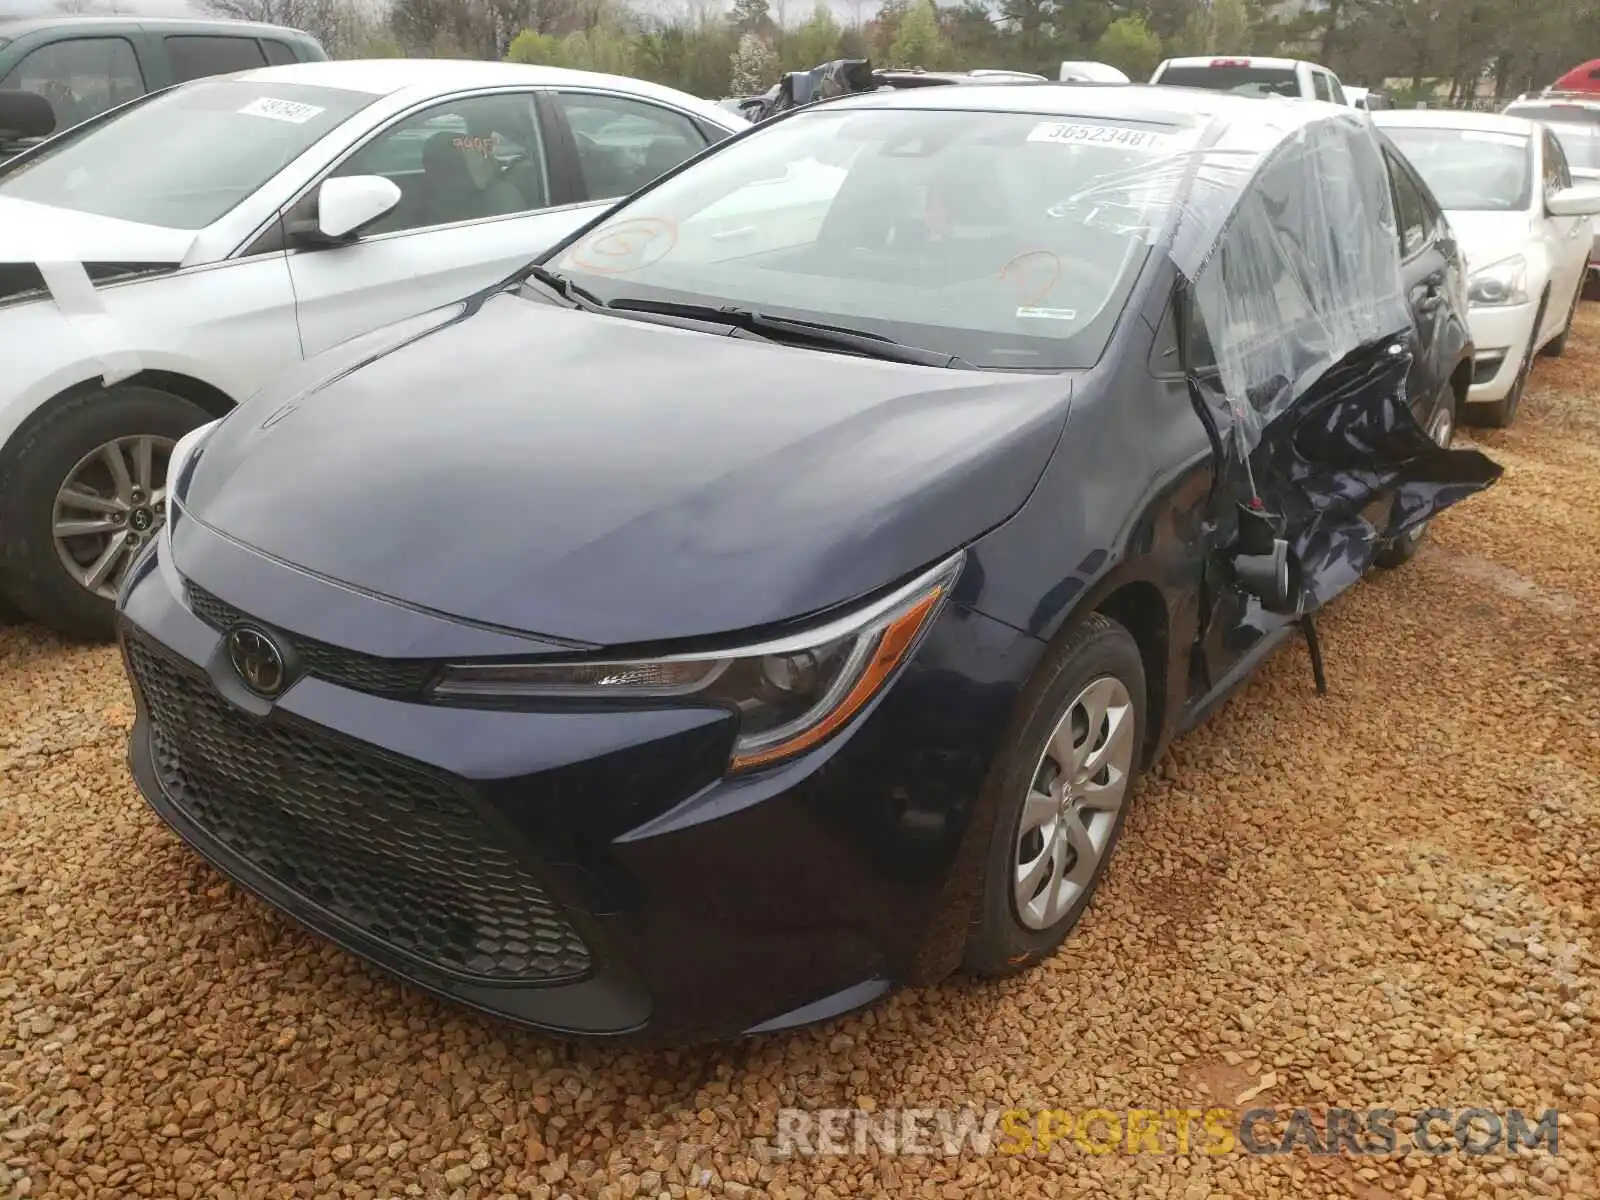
(743, 59), (889, 122)
(1163, 104), (1500, 620)
(1232, 338), (1503, 614)
(1183, 111), (1414, 460)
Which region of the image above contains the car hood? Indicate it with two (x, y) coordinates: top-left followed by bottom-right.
(1444, 209), (1538, 272)
(182, 293), (1074, 646)
(0, 197), (198, 265)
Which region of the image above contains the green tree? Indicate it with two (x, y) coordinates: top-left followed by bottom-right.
(731, 0), (775, 36)
(790, 4), (842, 67)
(888, 0), (951, 68)
(560, 23), (635, 73)
(1208, 0), (1250, 52)
(1095, 14), (1161, 80)
(730, 30), (779, 93)
(506, 29), (568, 64)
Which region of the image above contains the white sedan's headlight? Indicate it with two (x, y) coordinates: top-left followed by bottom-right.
(1466, 255), (1528, 307)
(434, 552), (965, 772)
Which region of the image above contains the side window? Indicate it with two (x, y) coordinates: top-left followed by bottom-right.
(554, 92), (708, 201)
(260, 39), (299, 67)
(1386, 152), (1429, 258)
(0, 37), (145, 131)
(164, 36), (269, 84)
(1311, 72), (1333, 103)
(330, 93), (551, 236)
(1543, 132), (1571, 192)
(1327, 76), (1347, 106)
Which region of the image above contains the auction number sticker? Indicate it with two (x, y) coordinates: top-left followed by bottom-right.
(238, 97), (326, 124)
(1460, 130), (1527, 147)
(1027, 122), (1168, 150)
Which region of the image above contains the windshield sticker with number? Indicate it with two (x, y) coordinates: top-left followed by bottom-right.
(1027, 122), (1170, 150)
(1015, 306), (1078, 320)
(237, 97), (326, 125)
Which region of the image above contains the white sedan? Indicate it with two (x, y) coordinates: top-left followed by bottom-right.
(1375, 108), (1600, 427)
(0, 59), (747, 638)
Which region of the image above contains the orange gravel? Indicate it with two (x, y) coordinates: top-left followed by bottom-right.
(2, 308), (1598, 1200)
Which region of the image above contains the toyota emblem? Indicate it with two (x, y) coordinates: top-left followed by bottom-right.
(227, 626), (287, 698)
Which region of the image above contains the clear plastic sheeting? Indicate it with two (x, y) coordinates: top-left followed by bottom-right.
(1179, 107), (1412, 460)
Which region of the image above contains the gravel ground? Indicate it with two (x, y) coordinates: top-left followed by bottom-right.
(3, 310), (1599, 1200)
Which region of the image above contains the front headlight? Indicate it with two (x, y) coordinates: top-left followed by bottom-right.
(433, 551), (965, 772)
(1467, 255), (1528, 306)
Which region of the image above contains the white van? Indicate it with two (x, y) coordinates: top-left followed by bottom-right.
(1150, 56), (1351, 105)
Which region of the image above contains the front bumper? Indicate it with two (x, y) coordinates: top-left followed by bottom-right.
(1463, 301), (1538, 405)
(117, 525), (1038, 1043)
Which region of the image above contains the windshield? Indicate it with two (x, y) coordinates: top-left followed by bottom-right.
(1381, 126), (1532, 211)
(0, 79), (376, 229)
(544, 107), (1198, 371)
(1157, 65), (1299, 98)
(1546, 120), (1600, 172)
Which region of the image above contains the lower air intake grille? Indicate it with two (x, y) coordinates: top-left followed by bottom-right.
(127, 635), (592, 985)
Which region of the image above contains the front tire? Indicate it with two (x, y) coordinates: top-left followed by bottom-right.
(964, 613), (1146, 977)
(0, 385), (211, 641)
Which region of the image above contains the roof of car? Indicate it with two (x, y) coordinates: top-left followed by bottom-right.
(1373, 108), (1538, 136)
(820, 80), (1349, 129)
(229, 59), (746, 125)
(0, 15), (316, 38)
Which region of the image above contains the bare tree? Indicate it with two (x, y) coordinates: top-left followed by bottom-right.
(200, 0), (380, 57)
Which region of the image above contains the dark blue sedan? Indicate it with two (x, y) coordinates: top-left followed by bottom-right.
(117, 84), (1499, 1043)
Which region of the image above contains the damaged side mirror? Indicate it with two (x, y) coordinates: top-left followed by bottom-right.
(1229, 500), (1299, 613)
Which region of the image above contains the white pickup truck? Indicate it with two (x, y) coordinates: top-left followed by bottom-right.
(1150, 56), (1352, 105)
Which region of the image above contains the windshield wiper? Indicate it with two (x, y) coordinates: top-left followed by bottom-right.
(606, 298), (970, 368)
(520, 265), (610, 312)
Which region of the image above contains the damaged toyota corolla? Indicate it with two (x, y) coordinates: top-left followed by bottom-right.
(117, 85), (1500, 1044)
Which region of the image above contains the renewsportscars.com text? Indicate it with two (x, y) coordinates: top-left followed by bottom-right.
(774, 1106), (1560, 1158)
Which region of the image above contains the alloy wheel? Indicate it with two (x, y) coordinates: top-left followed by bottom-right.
(1013, 675), (1136, 931)
(51, 435), (175, 601)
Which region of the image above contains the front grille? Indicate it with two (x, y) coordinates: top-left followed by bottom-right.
(127, 636), (593, 985)
(184, 582), (437, 700)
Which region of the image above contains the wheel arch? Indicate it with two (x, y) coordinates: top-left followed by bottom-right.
(1091, 578), (1171, 772)
(1023, 558), (1180, 776)
(1, 370), (236, 471)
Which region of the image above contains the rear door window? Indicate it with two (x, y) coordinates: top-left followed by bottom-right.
(164, 35), (270, 84)
(552, 91), (709, 201)
(0, 37), (145, 130)
(260, 39), (299, 67)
